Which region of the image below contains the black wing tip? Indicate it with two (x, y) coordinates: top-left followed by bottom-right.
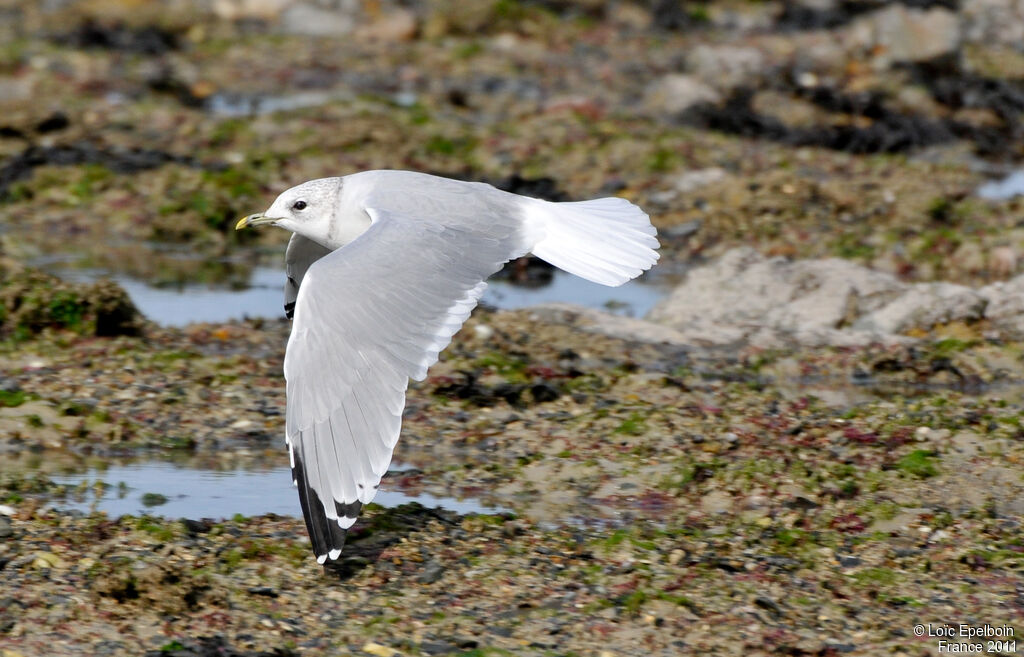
(292, 450), (359, 563)
(284, 301), (296, 320)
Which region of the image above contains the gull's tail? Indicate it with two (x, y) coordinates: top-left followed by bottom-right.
(526, 196), (660, 287)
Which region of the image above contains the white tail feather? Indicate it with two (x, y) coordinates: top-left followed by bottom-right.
(526, 197), (660, 287)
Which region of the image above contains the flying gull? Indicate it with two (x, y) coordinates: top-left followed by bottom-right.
(237, 170), (659, 563)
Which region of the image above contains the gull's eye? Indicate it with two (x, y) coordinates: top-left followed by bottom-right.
(292, 200), (307, 211)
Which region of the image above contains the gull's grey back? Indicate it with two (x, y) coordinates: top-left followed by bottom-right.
(344, 170), (526, 233)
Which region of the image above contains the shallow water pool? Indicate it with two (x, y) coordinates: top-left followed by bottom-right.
(53, 264), (669, 327)
(48, 461), (507, 520)
(977, 169), (1024, 201)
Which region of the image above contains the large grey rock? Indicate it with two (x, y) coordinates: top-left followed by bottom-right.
(647, 248), (987, 348)
(530, 250), (1024, 350)
(846, 6), (961, 63)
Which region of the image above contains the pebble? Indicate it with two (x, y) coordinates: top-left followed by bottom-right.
(362, 642), (402, 657)
(281, 2), (357, 37)
(644, 74), (721, 115)
(419, 641), (458, 655)
(418, 560), (444, 584)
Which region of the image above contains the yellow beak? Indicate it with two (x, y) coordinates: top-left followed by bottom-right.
(236, 214), (276, 230)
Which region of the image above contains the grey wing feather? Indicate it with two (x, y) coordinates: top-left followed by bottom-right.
(284, 234), (333, 319)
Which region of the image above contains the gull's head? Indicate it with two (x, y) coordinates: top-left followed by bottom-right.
(236, 177), (340, 239)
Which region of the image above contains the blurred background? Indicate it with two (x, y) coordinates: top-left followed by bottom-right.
(0, 0), (1021, 330)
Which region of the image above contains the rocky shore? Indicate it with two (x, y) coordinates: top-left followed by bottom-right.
(1, 0), (1023, 655)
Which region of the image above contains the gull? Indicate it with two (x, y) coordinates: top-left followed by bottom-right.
(237, 170), (659, 563)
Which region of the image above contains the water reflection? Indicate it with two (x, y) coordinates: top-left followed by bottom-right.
(38, 251), (669, 326)
(11, 458), (506, 520)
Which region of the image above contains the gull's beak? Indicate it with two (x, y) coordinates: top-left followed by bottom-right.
(236, 214), (277, 230)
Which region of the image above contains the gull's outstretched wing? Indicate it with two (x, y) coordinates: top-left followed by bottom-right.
(284, 234), (332, 319)
(284, 201), (530, 563)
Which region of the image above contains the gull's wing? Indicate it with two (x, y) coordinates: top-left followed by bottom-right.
(284, 234), (332, 319)
(284, 203), (530, 563)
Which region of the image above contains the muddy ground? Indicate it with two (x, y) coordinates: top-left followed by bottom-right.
(1, 0), (1024, 656)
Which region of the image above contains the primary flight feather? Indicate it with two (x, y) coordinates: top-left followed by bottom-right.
(237, 170), (659, 564)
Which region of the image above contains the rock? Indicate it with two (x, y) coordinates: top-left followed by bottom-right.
(247, 586), (279, 597)
(980, 275), (1024, 338)
(281, 2), (357, 37)
(418, 560), (444, 584)
(0, 516), (12, 539)
(89, 279), (143, 337)
(962, 0), (1024, 47)
(529, 382), (560, 403)
(363, 9), (418, 42)
(754, 595), (784, 618)
(423, 1), (496, 37)
(687, 45), (766, 90)
(180, 518), (212, 535)
(419, 641), (459, 655)
(211, 0), (294, 21)
(990, 246), (1018, 278)
(662, 220), (702, 240)
(362, 642), (402, 657)
(0, 267), (141, 337)
(648, 248), (894, 346)
(701, 489), (732, 514)
(609, 3), (653, 30)
(848, 6), (961, 64)
(837, 554), (862, 568)
(647, 248), (995, 347)
(826, 643), (857, 654)
(671, 167), (728, 195)
(32, 551), (65, 569)
(789, 0), (840, 11)
(851, 282), (985, 334)
(0, 76), (32, 102)
(644, 74), (721, 115)
(789, 32), (848, 74)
